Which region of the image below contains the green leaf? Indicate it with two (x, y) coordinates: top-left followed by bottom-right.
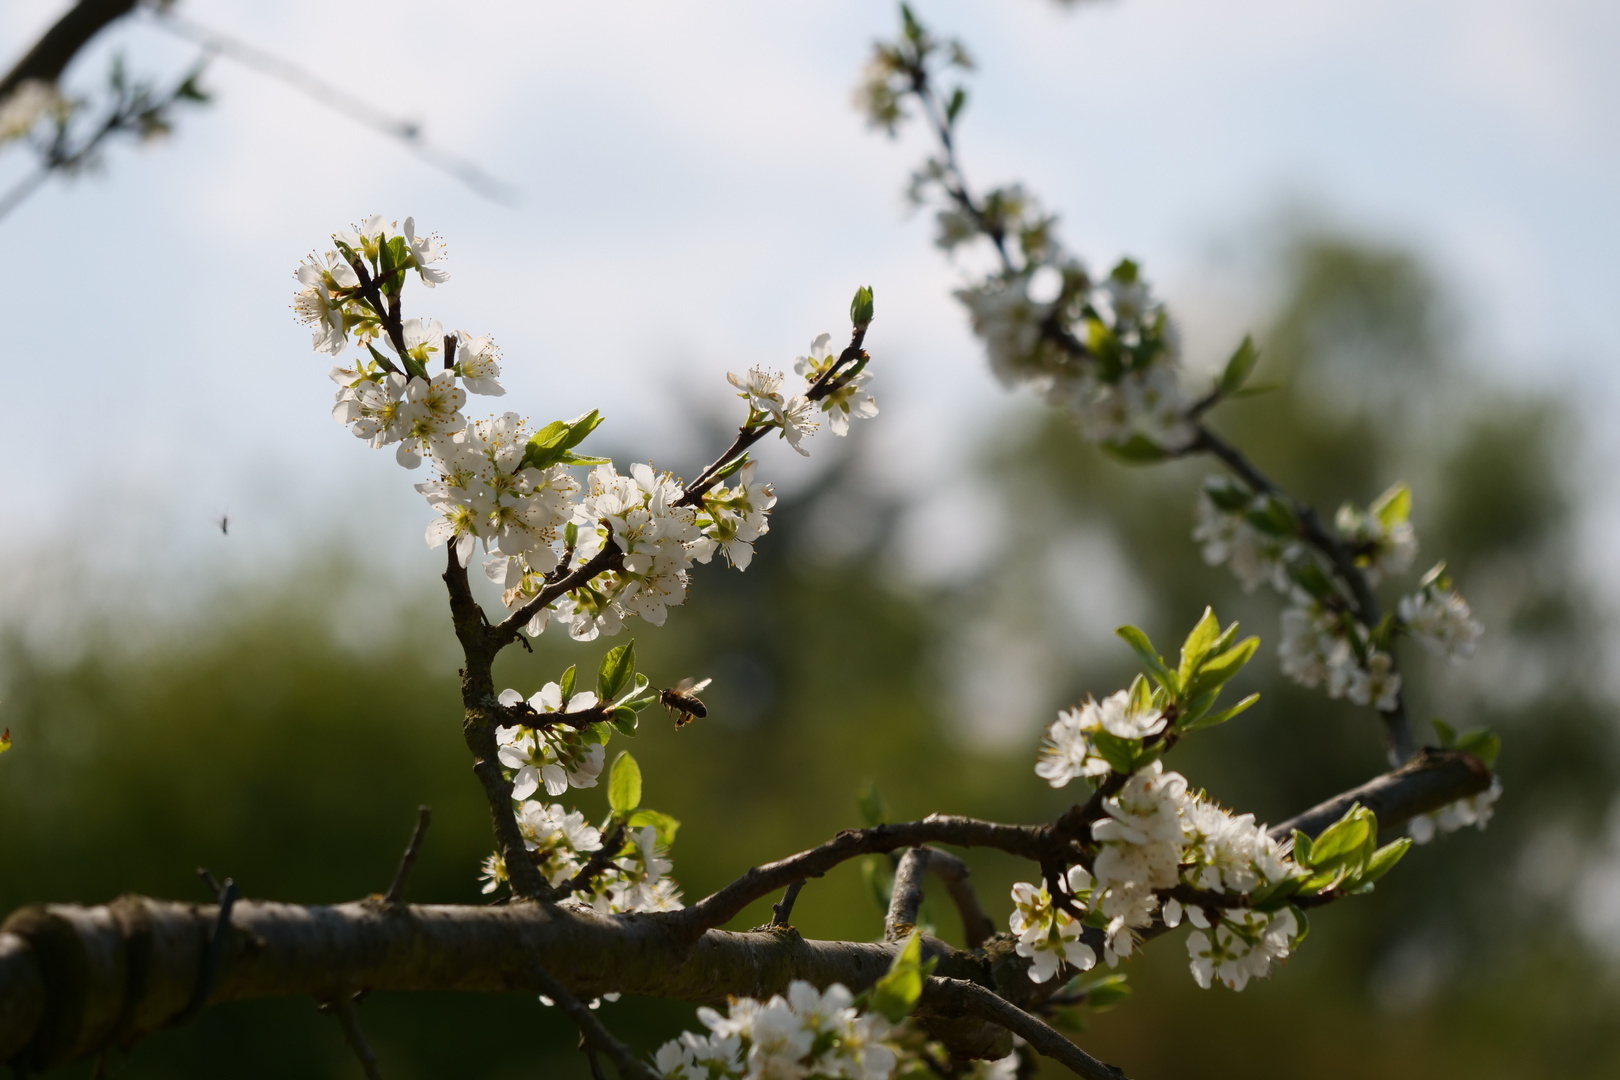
(857, 780), (887, 828)
(944, 86), (967, 124)
(583, 723), (612, 746)
(1075, 972), (1131, 1011)
(1359, 838), (1412, 886)
(850, 285), (875, 328)
(1455, 729), (1501, 768)
(559, 665), (577, 703)
(1183, 637), (1258, 699)
(1291, 829), (1315, 868)
(610, 706), (639, 737)
(1088, 725), (1140, 777)
(597, 641), (637, 703)
(1290, 905), (1310, 946)
(1248, 871), (1303, 909)
(1100, 434), (1171, 465)
(1244, 496), (1298, 537)
(557, 450), (611, 467)
(522, 410), (606, 471)
(1372, 482), (1412, 529)
(1182, 692), (1259, 732)
(1308, 806), (1374, 872)
(626, 808), (680, 846)
(1177, 607), (1221, 685)
(607, 751), (642, 815)
(1203, 478), (1254, 513)
(1115, 626), (1178, 694)
(1290, 561), (1340, 602)
(868, 930), (937, 1023)
(1217, 335), (1259, 396)
(1431, 717), (1457, 747)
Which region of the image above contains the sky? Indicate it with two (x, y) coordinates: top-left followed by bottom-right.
(1, 0), (1618, 622)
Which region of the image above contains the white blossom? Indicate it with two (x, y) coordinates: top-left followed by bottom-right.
(1034, 688), (1165, 789)
(402, 216), (449, 286)
(794, 332), (878, 436)
(1409, 775), (1502, 844)
(657, 981), (898, 1080)
(294, 252), (360, 355)
(1399, 579), (1483, 660)
(1193, 488), (1298, 594)
(1009, 868), (1097, 983)
(1090, 762), (1191, 963)
(454, 331), (505, 396)
(1186, 907), (1298, 991)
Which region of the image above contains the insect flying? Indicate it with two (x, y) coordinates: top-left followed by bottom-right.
(660, 677), (712, 727)
(215, 513), (230, 536)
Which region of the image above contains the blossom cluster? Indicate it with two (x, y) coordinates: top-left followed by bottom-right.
(1028, 652), (1311, 991)
(1008, 867), (1097, 982)
(1195, 477), (1482, 717)
(1035, 685), (1167, 788)
(654, 981), (897, 1080)
(1398, 562), (1484, 660)
(958, 258), (1192, 452)
(1028, 725), (1308, 990)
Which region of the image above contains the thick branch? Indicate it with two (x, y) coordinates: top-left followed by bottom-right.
(0, 0), (136, 101)
(922, 978), (1125, 1080)
(0, 898), (983, 1071)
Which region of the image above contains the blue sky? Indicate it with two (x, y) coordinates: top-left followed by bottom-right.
(2, 0), (1617, 617)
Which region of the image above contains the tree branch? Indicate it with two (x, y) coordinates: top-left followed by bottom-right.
(676, 815), (1049, 937)
(382, 807), (431, 905)
(328, 994), (385, 1080)
(1266, 747), (1491, 841)
(921, 978), (1126, 1080)
(0, 750), (1489, 1068)
(884, 848), (996, 949)
(0, 898), (984, 1071)
(527, 961), (657, 1080)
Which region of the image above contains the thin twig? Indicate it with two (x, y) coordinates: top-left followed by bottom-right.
(769, 880), (807, 927)
(922, 978), (1127, 1080)
(554, 823), (626, 901)
(383, 806), (432, 905)
(176, 870), (237, 1024)
(146, 8), (520, 205)
(527, 960), (657, 1080)
(330, 993), (385, 1080)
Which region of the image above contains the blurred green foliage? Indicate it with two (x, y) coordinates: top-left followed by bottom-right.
(1, 232), (1616, 1077)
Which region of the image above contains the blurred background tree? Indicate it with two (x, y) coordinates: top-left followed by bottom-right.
(1, 222), (1613, 1077)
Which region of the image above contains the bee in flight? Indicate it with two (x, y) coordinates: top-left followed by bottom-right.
(215, 513), (230, 536)
(660, 678), (712, 727)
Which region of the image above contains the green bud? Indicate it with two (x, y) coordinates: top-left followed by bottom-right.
(850, 285), (875, 330)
